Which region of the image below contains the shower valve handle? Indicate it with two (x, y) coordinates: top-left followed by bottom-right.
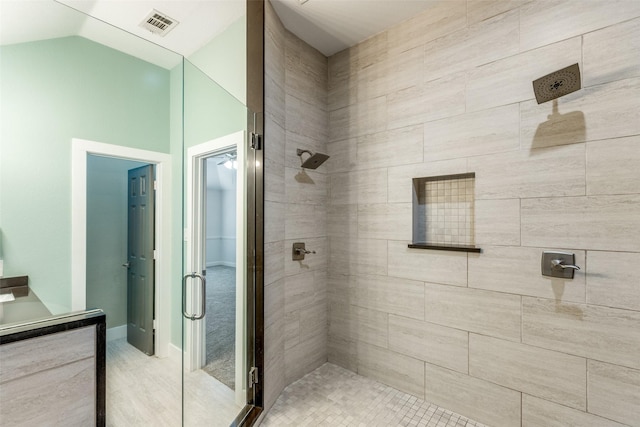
(551, 259), (580, 270)
(295, 248), (316, 255)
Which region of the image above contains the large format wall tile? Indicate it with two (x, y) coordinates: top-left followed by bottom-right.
(469, 334), (587, 409)
(587, 251), (640, 312)
(522, 394), (627, 427)
(387, 72), (466, 130)
(520, 0), (640, 52)
(263, 318), (285, 410)
(284, 329), (327, 384)
(327, 204), (357, 238)
(285, 31), (327, 110)
(424, 283), (521, 341)
(264, 118), (285, 203)
(265, 201), (285, 243)
(329, 96), (387, 142)
(587, 135), (640, 196)
(386, 0), (466, 55)
(357, 342), (425, 399)
(357, 203), (412, 240)
(423, 104), (520, 162)
(469, 144), (585, 199)
(284, 272), (317, 314)
(285, 167), (328, 205)
(386, 45), (424, 94)
(351, 274), (425, 321)
(351, 306), (389, 349)
(583, 18), (640, 87)
(474, 199), (520, 246)
(264, 278), (284, 332)
(424, 363), (521, 427)
(387, 159), (468, 204)
(468, 246), (586, 302)
(467, 0), (525, 26)
(327, 335), (357, 372)
(588, 360), (640, 426)
(357, 125), (424, 169)
(422, 10), (519, 83)
(522, 297), (640, 370)
(520, 78), (640, 150)
(329, 237), (387, 277)
(264, 241), (284, 286)
(328, 48), (357, 112)
(388, 241), (467, 287)
(521, 195), (640, 252)
(467, 37), (582, 112)
(285, 94), (328, 141)
(330, 168), (387, 205)
(326, 138), (357, 174)
(388, 315), (468, 373)
(285, 202), (327, 240)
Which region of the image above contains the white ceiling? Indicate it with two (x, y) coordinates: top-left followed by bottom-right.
(271, 0), (438, 56)
(206, 156), (237, 190)
(0, 0), (244, 68)
(1, 0), (438, 66)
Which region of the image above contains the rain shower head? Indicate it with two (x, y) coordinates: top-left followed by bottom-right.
(532, 63), (581, 104)
(297, 149), (330, 169)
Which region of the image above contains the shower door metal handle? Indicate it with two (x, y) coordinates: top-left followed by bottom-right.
(182, 272), (206, 320)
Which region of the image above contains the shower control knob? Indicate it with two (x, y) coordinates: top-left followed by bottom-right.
(292, 242), (315, 260)
(296, 248), (316, 255)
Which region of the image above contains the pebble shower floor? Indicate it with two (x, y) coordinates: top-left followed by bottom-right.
(260, 363), (487, 427)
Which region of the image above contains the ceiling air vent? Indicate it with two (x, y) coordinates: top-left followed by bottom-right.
(140, 9), (179, 37)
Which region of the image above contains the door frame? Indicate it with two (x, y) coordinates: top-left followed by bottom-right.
(185, 130), (247, 407)
(71, 138), (173, 358)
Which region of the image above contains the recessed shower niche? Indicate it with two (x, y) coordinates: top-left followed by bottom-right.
(410, 173), (481, 253)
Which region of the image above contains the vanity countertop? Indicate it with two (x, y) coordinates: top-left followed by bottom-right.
(0, 288), (52, 327)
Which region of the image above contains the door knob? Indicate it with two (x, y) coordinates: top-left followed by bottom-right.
(122, 262), (131, 268)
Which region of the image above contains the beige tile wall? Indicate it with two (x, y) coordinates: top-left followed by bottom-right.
(263, 1), (329, 412)
(265, 0), (640, 425)
(323, 1), (640, 426)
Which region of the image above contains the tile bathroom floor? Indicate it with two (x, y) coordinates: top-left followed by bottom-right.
(106, 338), (241, 426)
(260, 363), (487, 427)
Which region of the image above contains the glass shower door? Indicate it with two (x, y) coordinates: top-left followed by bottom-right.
(181, 58), (255, 426)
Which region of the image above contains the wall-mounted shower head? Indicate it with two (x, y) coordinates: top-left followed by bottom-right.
(532, 63), (581, 104)
(296, 148), (330, 169)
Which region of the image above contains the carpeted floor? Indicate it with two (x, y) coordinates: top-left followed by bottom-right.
(203, 265), (236, 390)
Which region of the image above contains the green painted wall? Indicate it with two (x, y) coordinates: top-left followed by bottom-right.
(188, 17), (247, 105)
(0, 36), (172, 314)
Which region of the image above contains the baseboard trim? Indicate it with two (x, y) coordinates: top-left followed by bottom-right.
(168, 342), (182, 362)
(206, 261), (236, 268)
(106, 325), (127, 342)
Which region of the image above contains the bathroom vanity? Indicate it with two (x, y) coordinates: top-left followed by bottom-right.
(0, 301), (106, 426)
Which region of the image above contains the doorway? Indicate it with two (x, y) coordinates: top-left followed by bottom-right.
(71, 138), (173, 358)
(184, 131), (248, 415)
(202, 153), (238, 387)
(86, 156), (155, 355)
